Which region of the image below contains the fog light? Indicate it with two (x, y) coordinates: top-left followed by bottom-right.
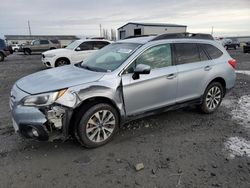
(32, 129), (39, 137)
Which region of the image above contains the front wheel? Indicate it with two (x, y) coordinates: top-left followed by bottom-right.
(199, 82), (224, 114)
(55, 58), (70, 67)
(24, 48), (31, 55)
(75, 103), (119, 148)
(0, 53), (4, 62)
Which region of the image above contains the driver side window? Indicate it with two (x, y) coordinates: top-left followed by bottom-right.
(124, 43), (172, 74)
(33, 40), (40, 45)
(78, 41), (94, 51)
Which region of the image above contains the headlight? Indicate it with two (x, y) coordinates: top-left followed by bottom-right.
(22, 89), (67, 106)
(45, 54), (56, 58)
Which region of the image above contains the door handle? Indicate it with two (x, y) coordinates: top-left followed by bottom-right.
(166, 73), (176, 79)
(204, 66), (212, 71)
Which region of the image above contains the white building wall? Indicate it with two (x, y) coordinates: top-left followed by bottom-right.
(118, 23), (187, 39)
(118, 23), (144, 39)
(143, 26), (186, 35)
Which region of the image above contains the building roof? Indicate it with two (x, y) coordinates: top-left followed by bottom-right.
(4, 35), (79, 40)
(118, 22), (187, 30)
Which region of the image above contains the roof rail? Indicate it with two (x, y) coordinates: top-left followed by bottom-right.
(124, 35), (156, 39)
(90, 37), (106, 40)
(151, 33), (214, 41)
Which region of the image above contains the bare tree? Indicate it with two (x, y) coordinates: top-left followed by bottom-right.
(110, 29), (117, 41)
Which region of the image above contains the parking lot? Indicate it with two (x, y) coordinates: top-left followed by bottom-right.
(0, 49), (250, 187)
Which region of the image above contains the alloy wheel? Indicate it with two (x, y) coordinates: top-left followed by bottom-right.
(205, 86), (222, 110)
(57, 60), (67, 66)
(86, 110), (116, 143)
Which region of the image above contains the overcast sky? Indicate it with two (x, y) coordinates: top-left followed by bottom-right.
(0, 0), (249, 38)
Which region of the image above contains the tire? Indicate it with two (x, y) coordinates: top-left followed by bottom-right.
(75, 103), (119, 148)
(0, 52), (4, 62)
(24, 48), (31, 55)
(199, 82), (224, 114)
(55, 58), (70, 67)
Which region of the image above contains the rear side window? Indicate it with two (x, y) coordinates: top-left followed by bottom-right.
(198, 45), (209, 61)
(174, 43), (200, 64)
(50, 39), (59, 44)
(40, 40), (49, 44)
(94, 41), (110, 49)
(201, 44), (223, 59)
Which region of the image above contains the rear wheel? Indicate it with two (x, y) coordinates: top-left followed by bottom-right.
(75, 103), (119, 148)
(199, 82), (224, 114)
(0, 53), (4, 62)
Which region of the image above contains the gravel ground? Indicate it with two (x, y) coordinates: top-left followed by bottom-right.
(0, 49), (250, 188)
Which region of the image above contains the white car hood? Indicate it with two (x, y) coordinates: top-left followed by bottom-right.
(43, 48), (73, 56)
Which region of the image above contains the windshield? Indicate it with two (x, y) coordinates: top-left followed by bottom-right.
(66, 40), (81, 50)
(0, 39), (6, 49)
(80, 43), (140, 72)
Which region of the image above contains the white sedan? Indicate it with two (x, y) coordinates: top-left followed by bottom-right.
(42, 39), (111, 67)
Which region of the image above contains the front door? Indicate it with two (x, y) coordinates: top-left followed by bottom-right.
(71, 41), (96, 63)
(122, 43), (178, 116)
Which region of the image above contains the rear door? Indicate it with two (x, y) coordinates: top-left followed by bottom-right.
(122, 43), (178, 116)
(174, 43), (211, 102)
(39, 40), (50, 51)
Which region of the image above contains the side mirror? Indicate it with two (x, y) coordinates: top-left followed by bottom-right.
(75, 47), (81, 51)
(132, 64), (151, 80)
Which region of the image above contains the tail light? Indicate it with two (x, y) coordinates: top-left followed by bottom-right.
(228, 59), (237, 69)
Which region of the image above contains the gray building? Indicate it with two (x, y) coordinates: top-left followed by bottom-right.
(4, 35), (79, 47)
(117, 22), (187, 40)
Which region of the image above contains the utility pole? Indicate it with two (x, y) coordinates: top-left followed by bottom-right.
(99, 24), (102, 37)
(28, 20), (32, 36)
(211, 26), (214, 36)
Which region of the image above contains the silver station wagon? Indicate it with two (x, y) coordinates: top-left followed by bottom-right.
(10, 33), (236, 148)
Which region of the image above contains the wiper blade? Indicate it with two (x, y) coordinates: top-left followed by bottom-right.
(80, 64), (107, 72)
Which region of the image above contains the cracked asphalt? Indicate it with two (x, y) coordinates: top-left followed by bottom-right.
(0, 49), (250, 188)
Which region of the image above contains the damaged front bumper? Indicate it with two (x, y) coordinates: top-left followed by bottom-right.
(11, 104), (71, 141)
(10, 85), (72, 141)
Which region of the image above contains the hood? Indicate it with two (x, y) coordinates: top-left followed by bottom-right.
(16, 65), (105, 94)
(43, 48), (72, 55)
